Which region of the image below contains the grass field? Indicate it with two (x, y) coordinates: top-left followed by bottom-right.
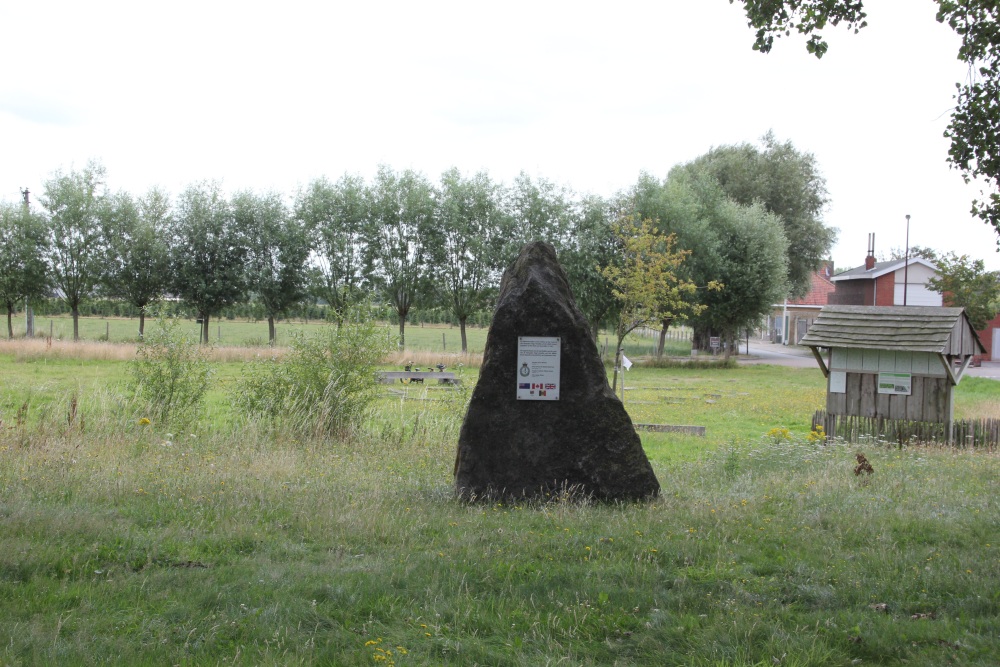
(0, 326), (998, 665)
(16, 314), (491, 351)
(7, 315), (691, 359)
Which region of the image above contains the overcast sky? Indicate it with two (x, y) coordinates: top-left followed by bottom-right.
(3, 0), (998, 272)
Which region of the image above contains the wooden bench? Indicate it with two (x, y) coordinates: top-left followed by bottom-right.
(376, 371), (461, 385)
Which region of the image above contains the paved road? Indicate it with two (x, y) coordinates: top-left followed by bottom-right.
(737, 340), (819, 368)
(736, 339), (1000, 380)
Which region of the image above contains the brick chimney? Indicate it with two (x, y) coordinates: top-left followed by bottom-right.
(865, 233), (876, 270)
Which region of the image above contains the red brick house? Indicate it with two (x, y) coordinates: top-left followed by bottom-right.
(767, 262), (837, 344)
(828, 254), (941, 307)
(975, 313), (1000, 361)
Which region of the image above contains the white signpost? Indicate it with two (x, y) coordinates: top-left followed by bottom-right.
(516, 336), (561, 400)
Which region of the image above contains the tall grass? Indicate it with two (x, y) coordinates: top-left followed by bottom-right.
(1, 343), (998, 664)
(1, 403), (997, 665)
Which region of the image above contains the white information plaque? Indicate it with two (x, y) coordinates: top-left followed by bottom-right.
(878, 372), (912, 395)
(516, 336), (561, 400)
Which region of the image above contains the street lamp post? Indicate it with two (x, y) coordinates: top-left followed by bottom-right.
(903, 214), (911, 306)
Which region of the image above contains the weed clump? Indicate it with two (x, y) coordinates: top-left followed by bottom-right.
(766, 426), (792, 443)
(128, 315), (212, 427)
(232, 316), (392, 437)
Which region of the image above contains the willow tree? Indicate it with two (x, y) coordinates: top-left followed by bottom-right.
(40, 161), (107, 341)
(0, 202), (49, 338)
(560, 195), (620, 341)
(678, 132), (833, 299)
(364, 166), (435, 348)
(428, 168), (508, 352)
(296, 175), (368, 324)
(100, 188), (172, 338)
(689, 198), (790, 359)
(503, 172), (574, 262)
(171, 182), (248, 344)
(235, 190), (311, 345)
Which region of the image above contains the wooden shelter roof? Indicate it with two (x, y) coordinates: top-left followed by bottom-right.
(799, 306), (984, 355)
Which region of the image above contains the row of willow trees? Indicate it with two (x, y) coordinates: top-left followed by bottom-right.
(1, 132), (835, 351)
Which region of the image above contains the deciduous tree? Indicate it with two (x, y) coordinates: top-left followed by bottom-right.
(689, 197), (790, 359)
(887, 245), (939, 262)
(0, 202), (49, 338)
(296, 175), (367, 324)
(601, 217), (702, 391)
(503, 172), (574, 262)
(364, 166), (435, 348)
(679, 132), (833, 298)
(620, 171), (722, 354)
(234, 190), (311, 345)
(40, 161), (108, 341)
(561, 195), (620, 341)
(428, 168), (508, 352)
(171, 182), (248, 344)
(928, 252), (1000, 330)
(731, 0), (1000, 237)
(99, 188), (172, 338)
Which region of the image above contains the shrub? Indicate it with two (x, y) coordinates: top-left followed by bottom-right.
(232, 316), (393, 437)
(128, 315), (212, 427)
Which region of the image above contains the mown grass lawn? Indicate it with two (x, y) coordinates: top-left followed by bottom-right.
(0, 334), (998, 666)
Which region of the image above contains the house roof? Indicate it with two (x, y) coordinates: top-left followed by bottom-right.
(790, 267), (836, 306)
(771, 265), (836, 309)
(799, 305), (984, 355)
(830, 257), (938, 282)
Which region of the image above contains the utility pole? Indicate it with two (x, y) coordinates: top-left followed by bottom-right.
(903, 214), (911, 307)
(20, 188), (35, 337)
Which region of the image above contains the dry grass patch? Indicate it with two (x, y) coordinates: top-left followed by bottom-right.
(0, 338), (139, 362)
(0, 337), (291, 364)
(956, 397), (1000, 421)
(0, 337), (484, 368)
(383, 348), (482, 369)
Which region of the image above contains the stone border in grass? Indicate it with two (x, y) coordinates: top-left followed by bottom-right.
(634, 423), (706, 436)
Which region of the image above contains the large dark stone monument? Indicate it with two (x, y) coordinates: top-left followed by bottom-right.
(454, 242), (660, 501)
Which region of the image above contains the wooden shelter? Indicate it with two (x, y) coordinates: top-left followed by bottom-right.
(800, 306), (985, 439)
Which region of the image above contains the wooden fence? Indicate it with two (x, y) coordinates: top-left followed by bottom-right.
(633, 327), (693, 342)
(812, 410), (999, 450)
